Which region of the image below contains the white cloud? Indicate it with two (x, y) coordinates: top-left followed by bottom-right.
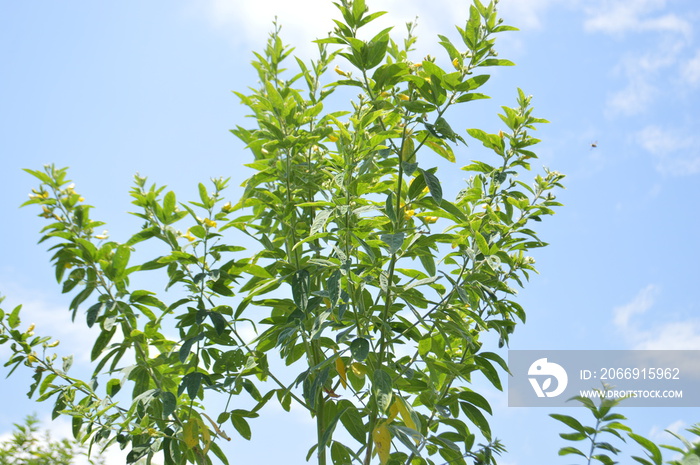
(583, 0), (692, 39)
(613, 285), (700, 349)
(681, 48), (700, 86)
(498, 0), (561, 30)
(581, 1), (695, 117)
(648, 419), (686, 443)
(196, 0), (534, 60)
(0, 293), (100, 364)
(636, 125), (700, 176)
(606, 74), (656, 116)
(202, 0), (337, 51)
(605, 39), (684, 116)
(633, 321), (700, 350)
(613, 284), (657, 328)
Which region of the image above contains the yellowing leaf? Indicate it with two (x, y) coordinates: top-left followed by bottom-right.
(372, 421), (392, 465)
(351, 362), (367, 377)
(388, 400), (400, 422)
(335, 357), (348, 389)
(395, 397), (418, 432)
(183, 419), (199, 448)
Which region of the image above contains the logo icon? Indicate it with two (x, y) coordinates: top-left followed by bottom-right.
(528, 358), (568, 398)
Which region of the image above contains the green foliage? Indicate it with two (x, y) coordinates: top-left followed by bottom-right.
(1, 1), (566, 464)
(553, 386), (700, 465)
(0, 415), (103, 465)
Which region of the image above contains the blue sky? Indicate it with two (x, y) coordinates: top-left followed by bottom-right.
(1, 0), (699, 464)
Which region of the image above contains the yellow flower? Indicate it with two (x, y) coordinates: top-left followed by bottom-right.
(328, 134), (339, 142)
(26, 354), (38, 366)
(334, 66), (349, 77)
(203, 218), (217, 228)
(452, 57), (460, 69)
(403, 209), (416, 220)
(423, 216), (438, 224)
(183, 230), (196, 242)
(221, 202), (233, 213)
(397, 93), (410, 101)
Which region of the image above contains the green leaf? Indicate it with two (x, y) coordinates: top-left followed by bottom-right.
(372, 62), (408, 90)
(230, 413), (252, 440)
(339, 401), (367, 443)
(327, 270), (341, 309)
(319, 406), (349, 450)
(292, 269), (310, 312)
(62, 355), (73, 373)
(419, 253), (436, 277)
(127, 226), (159, 246)
(373, 369), (393, 413)
(198, 183), (211, 208)
(401, 101), (436, 113)
(385, 192), (396, 222)
(86, 302), (103, 328)
(407, 172), (427, 199)
(456, 74), (490, 92)
(475, 355), (502, 390)
(350, 338), (370, 361)
(108, 247), (132, 279)
(419, 169), (442, 205)
(179, 334), (205, 364)
(560, 432), (587, 441)
(91, 326), (116, 361)
(106, 378), (121, 397)
(559, 446), (586, 457)
(209, 311), (228, 335)
(311, 209), (332, 235)
(434, 117), (465, 144)
(629, 433), (663, 465)
(440, 199), (468, 222)
(161, 391), (177, 418)
(72, 415), (82, 439)
(680, 453), (700, 465)
(381, 232), (404, 255)
(550, 414), (587, 434)
(8, 305), (21, 329)
(459, 390), (492, 414)
(474, 231), (489, 255)
(460, 402), (491, 440)
(163, 191), (176, 216)
(209, 442), (230, 465)
(178, 372), (205, 399)
(331, 441), (353, 465)
(455, 92), (490, 103)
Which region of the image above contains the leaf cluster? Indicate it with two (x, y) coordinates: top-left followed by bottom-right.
(552, 386), (700, 465)
(1, 1), (566, 465)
